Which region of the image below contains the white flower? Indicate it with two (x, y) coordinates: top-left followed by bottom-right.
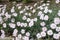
(25, 6), (29, 10)
(30, 38), (34, 40)
(55, 0), (60, 4)
(44, 15), (49, 20)
(36, 33), (41, 39)
(58, 10), (60, 13)
(1, 12), (4, 16)
(16, 37), (19, 40)
(46, 3), (50, 6)
(27, 18), (31, 22)
(21, 29), (25, 34)
(47, 30), (53, 36)
(38, 6), (43, 10)
(53, 33), (59, 39)
(54, 17), (60, 24)
(20, 23), (24, 27)
(0, 17), (3, 23)
(34, 3), (37, 7)
(17, 22), (21, 26)
(40, 14), (44, 20)
(22, 16), (27, 20)
(56, 27), (60, 32)
(29, 21), (34, 27)
(18, 6), (22, 9)
(47, 1), (50, 2)
(28, 13), (31, 16)
(11, 6), (15, 13)
(37, 11), (42, 16)
(9, 23), (16, 28)
(42, 27), (47, 32)
(13, 29), (18, 33)
(57, 12), (60, 16)
(13, 29), (18, 36)
(1, 34), (5, 38)
(1, 30), (5, 34)
(5, 12), (11, 18)
(58, 32), (60, 36)
(32, 9), (36, 13)
(19, 10), (24, 14)
(44, 8), (48, 13)
(25, 13), (28, 16)
(48, 10), (52, 13)
(33, 18), (37, 22)
(11, 18), (15, 22)
(41, 31), (46, 37)
(42, 3), (46, 6)
(23, 36), (29, 40)
(50, 23), (57, 29)
(12, 13), (18, 17)
(18, 34), (22, 39)
(40, 22), (46, 26)
(24, 23), (27, 27)
(30, 6), (33, 10)
(26, 32), (30, 37)
(3, 23), (6, 28)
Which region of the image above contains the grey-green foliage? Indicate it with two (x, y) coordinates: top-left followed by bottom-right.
(22, 0), (31, 3)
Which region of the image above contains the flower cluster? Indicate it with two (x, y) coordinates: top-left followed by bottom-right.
(0, 0), (60, 40)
